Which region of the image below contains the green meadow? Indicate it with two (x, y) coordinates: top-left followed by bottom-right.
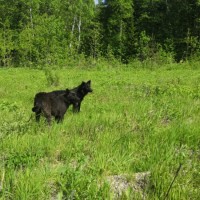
(0, 64), (199, 199)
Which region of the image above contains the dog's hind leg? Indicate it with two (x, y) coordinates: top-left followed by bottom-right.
(55, 113), (65, 123)
(55, 116), (61, 123)
(43, 110), (52, 126)
(46, 115), (52, 126)
(35, 111), (41, 122)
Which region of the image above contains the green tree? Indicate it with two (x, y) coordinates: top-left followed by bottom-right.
(98, 0), (135, 62)
(133, 0), (200, 61)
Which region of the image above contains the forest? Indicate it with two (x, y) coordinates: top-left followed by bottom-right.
(0, 0), (200, 67)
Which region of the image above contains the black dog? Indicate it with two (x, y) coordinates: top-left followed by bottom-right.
(32, 89), (79, 125)
(32, 80), (92, 124)
(48, 80), (92, 112)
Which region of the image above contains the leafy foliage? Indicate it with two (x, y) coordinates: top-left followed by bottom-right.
(0, 0), (200, 66)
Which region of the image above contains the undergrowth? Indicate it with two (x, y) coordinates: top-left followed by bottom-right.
(0, 64), (199, 199)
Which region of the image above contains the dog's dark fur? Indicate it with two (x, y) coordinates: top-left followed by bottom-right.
(49, 80), (92, 112)
(32, 89), (78, 125)
(32, 80), (92, 124)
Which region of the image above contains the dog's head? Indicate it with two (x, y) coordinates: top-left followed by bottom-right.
(80, 80), (93, 94)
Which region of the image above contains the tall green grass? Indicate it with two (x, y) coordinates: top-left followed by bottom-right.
(0, 65), (199, 199)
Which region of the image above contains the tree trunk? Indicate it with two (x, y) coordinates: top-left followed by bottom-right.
(78, 16), (81, 48)
(69, 16), (76, 49)
(29, 2), (34, 64)
(119, 19), (123, 60)
(30, 7), (33, 29)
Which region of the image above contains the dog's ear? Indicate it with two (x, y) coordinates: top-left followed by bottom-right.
(81, 81), (85, 85)
(87, 80), (91, 85)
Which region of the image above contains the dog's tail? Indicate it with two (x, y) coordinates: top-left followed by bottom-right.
(32, 106), (39, 112)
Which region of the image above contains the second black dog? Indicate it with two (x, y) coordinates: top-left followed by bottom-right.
(49, 80), (93, 112)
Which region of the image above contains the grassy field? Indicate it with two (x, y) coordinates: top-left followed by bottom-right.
(0, 65), (199, 199)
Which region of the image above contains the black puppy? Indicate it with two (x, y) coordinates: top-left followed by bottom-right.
(49, 80), (93, 112)
(32, 89), (78, 125)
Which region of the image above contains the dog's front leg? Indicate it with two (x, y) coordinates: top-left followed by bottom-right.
(73, 102), (80, 113)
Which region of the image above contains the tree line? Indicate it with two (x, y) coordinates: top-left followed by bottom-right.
(0, 0), (200, 67)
